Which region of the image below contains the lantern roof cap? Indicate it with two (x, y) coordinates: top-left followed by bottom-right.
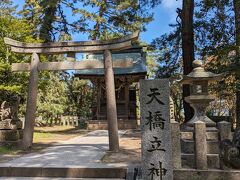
(181, 60), (224, 84)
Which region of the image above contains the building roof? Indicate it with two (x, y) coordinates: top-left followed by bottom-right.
(75, 50), (147, 77)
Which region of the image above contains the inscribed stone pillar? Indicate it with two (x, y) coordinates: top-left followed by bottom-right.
(104, 49), (119, 152)
(194, 121), (207, 169)
(171, 122), (182, 169)
(140, 79), (173, 180)
(22, 53), (39, 149)
(217, 121), (232, 141)
(217, 121), (232, 169)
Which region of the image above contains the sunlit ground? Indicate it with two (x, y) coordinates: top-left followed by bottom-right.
(0, 126), (89, 158)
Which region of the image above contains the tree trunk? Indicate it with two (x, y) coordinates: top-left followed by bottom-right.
(92, 0), (107, 40)
(234, 0), (240, 127)
(181, 0), (195, 122)
(39, 0), (59, 42)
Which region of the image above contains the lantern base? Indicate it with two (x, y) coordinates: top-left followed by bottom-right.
(187, 115), (216, 127)
(183, 116), (217, 132)
(184, 95), (217, 131)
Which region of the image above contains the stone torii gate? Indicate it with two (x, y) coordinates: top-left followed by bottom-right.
(4, 32), (139, 151)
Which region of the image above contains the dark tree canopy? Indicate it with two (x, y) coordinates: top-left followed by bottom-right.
(20, 0), (161, 41)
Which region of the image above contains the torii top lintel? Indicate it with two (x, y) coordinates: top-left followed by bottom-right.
(4, 32), (139, 54)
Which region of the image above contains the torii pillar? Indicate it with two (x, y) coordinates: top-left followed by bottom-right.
(22, 53), (39, 149)
(104, 49), (119, 152)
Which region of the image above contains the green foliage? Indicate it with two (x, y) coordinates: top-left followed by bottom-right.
(38, 0), (60, 42)
(71, 0), (157, 39)
(35, 72), (93, 123)
(146, 50), (158, 79)
(195, 0), (235, 57)
(194, 0), (239, 119)
(0, 0), (16, 16)
(37, 72), (68, 124)
(0, 10), (36, 103)
(65, 77), (93, 118)
(19, 0), (43, 39)
(20, 0), (161, 41)
(0, 145), (17, 154)
(151, 26), (182, 78)
(151, 0), (239, 121)
(150, 25), (184, 121)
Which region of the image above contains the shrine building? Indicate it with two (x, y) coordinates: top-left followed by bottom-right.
(75, 46), (147, 129)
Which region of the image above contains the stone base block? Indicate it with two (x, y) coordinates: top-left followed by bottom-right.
(174, 169), (240, 180)
(181, 124), (218, 132)
(181, 153), (220, 169)
(0, 119), (22, 130)
(181, 131), (218, 140)
(0, 167), (127, 178)
(181, 139), (219, 154)
(0, 129), (23, 142)
(87, 120), (137, 130)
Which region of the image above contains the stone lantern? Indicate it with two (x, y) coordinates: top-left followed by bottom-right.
(181, 60), (224, 129)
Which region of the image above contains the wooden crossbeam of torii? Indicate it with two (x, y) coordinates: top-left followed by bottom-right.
(4, 32), (139, 54)
(4, 32), (139, 150)
(11, 59), (134, 71)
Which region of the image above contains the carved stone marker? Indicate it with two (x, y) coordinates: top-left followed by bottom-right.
(140, 79), (173, 180)
(0, 100), (22, 129)
(0, 97), (23, 143)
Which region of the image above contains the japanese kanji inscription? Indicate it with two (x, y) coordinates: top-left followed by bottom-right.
(140, 79), (173, 180)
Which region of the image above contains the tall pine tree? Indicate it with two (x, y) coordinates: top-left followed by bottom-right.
(62, 0), (160, 40)
(20, 0), (161, 41)
(234, 0), (240, 126)
(181, 0), (195, 122)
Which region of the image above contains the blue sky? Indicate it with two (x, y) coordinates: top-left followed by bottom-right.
(142, 0), (182, 42)
(13, 0), (182, 43)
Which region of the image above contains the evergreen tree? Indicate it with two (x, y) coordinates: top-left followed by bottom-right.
(0, 3), (35, 103)
(65, 77), (93, 118)
(20, 0), (161, 41)
(194, 0), (235, 57)
(233, 0), (240, 126)
(151, 0), (240, 124)
(151, 27), (184, 122)
(151, 0), (195, 122)
(0, 0), (16, 16)
(195, 0), (238, 123)
(151, 27), (182, 79)
(70, 0), (160, 40)
(38, 0), (62, 42)
(37, 72), (68, 125)
(19, 0), (42, 39)
(181, 0), (195, 122)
